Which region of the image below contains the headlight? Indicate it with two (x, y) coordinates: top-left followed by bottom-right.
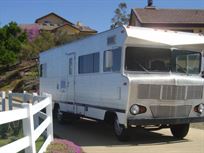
(130, 104), (140, 115)
(198, 103), (204, 113)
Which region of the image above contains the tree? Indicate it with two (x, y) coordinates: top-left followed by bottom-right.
(0, 22), (27, 67)
(110, 3), (130, 29)
(21, 29), (87, 60)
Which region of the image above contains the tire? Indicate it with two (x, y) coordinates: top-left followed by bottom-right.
(56, 107), (65, 124)
(113, 116), (129, 141)
(170, 123), (190, 139)
(53, 105), (58, 118)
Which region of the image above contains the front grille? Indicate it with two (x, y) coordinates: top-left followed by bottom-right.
(187, 86), (203, 99)
(162, 85), (185, 100)
(138, 84), (160, 99)
(150, 105), (192, 118)
(137, 84), (203, 100)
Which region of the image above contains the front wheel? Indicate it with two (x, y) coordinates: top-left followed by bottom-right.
(113, 116), (129, 141)
(170, 123), (190, 139)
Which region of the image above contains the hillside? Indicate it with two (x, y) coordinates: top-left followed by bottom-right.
(0, 60), (39, 93)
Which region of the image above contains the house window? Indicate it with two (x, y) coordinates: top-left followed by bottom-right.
(103, 47), (121, 72)
(40, 63), (47, 77)
(44, 20), (51, 24)
(78, 52), (99, 74)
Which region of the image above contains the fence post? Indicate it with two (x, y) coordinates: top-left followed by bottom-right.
(46, 94), (53, 141)
(8, 91), (12, 110)
(22, 103), (36, 153)
(1, 91), (6, 111)
(33, 93), (39, 129)
(23, 91), (27, 103)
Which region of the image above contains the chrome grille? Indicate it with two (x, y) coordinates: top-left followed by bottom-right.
(138, 84), (160, 99)
(162, 85), (185, 100)
(150, 105), (192, 118)
(137, 84), (203, 100)
(187, 86), (203, 99)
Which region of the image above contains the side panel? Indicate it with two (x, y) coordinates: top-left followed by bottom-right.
(40, 26), (128, 124)
(75, 73), (128, 124)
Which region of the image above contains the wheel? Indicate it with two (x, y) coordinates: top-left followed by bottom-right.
(56, 107), (65, 124)
(113, 116), (129, 141)
(170, 123), (190, 139)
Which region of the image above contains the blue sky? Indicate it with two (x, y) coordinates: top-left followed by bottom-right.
(0, 0), (204, 32)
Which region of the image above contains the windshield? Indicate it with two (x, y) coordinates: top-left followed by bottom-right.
(125, 47), (201, 74)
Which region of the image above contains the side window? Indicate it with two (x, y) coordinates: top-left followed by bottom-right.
(103, 47), (121, 72)
(78, 52), (100, 74)
(40, 63), (47, 78)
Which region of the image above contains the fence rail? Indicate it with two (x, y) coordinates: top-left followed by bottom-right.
(0, 91), (53, 153)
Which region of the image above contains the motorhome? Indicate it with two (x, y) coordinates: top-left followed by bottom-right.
(40, 26), (204, 141)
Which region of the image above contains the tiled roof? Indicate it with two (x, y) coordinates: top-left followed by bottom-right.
(133, 8), (204, 24)
(74, 25), (97, 32)
(54, 23), (97, 33)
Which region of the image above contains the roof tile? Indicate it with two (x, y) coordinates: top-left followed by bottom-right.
(134, 8), (204, 24)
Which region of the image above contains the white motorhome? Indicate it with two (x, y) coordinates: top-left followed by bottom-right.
(40, 26), (204, 141)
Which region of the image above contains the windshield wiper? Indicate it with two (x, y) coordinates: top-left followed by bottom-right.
(176, 63), (187, 74)
(136, 62), (150, 73)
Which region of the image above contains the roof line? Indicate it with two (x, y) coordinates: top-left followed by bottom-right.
(134, 7), (204, 11)
(132, 9), (143, 23)
(53, 23), (80, 31)
(52, 23), (97, 33)
(35, 12), (74, 25)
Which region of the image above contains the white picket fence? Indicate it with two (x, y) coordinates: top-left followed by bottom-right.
(0, 91), (53, 153)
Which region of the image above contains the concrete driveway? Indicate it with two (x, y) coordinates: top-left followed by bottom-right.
(53, 118), (204, 153)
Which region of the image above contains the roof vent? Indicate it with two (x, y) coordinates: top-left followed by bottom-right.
(145, 0), (156, 9)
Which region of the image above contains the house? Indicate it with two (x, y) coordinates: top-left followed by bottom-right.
(20, 12), (97, 41)
(35, 12), (97, 35)
(129, 0), (204, 33)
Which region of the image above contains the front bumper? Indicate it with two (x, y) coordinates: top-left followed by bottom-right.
(127, 117), (204, 125)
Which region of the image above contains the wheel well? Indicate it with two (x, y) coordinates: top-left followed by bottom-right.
(54, 103), (59, 110)
(104, 111), (117, 125)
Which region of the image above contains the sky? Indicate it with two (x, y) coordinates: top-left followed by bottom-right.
(0, 0), (204, 32)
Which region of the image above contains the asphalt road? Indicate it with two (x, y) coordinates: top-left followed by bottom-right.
(53, 118), (204, 153)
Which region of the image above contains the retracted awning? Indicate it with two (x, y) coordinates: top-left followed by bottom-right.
(125, 26), (204, 51)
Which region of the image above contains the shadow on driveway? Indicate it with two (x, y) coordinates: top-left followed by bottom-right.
(53, 118), (188, 147)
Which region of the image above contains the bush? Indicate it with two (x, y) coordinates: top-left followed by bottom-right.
(0, 124), (9, 139)
(0, 121), (22, 139)
(45, 139), (83, 153)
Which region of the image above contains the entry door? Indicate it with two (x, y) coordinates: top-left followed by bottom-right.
(67, 53), (75, 104)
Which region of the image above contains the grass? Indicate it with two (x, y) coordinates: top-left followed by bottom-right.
(36, 135), (45, 152)
(0, 138), (10, 146)
(0, 135), (45, 152)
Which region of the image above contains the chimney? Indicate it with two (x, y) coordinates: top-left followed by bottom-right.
(145, 0), (155, 9)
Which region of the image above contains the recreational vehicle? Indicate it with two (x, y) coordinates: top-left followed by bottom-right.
(40, 26), (204, 141)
